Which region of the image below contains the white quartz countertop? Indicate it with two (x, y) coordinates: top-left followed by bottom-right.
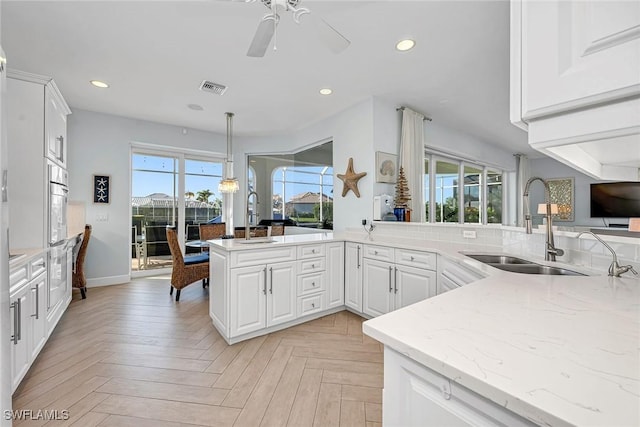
(363, 256), (640, 426)
(207, 230), (639, 425)
(207, 232), (335, 251)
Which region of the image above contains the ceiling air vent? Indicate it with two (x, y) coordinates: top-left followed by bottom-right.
(199, 80), (227, 95)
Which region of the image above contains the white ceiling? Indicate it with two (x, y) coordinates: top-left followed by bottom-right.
(1, 0), (530, 153)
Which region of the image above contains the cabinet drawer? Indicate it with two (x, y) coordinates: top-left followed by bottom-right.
(297, 271), (325, 296)
(29, 255), (47, 278)
(297, 244), (325, 259)
(363, 244), (394, 262)
(230, 246), (296, 268)
(297, 293), (325, 317)
(9, 265), (28, 291)
(297, 257), (325, 274)
(395, 249), (436, 270)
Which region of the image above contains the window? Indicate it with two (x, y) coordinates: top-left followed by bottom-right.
(424, 152), (504, 225)
(131, 150), (224, 273)
(272, 166), (333, 228)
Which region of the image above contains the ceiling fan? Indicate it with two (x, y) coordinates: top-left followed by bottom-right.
(221, 0), (350, 57)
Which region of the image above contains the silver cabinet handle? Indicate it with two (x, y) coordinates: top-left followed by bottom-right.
(357, 246), (361, 269)
(311, 303), (315, 308)
(312, 282), (316, 287)
(374, 250), (378, 255)
(32, 286), (39, 319)
(311, 264), (315, 269)
(263, 268), (267, 295)
(10, 299), (21, 344)
(312, 249), (316, 254)
(269, 267), (273, 294)
(388, 266), (393, 292)
(394, 267), (398, 294)
(34, 262), (46, 268)
(410, 256), (415, 261)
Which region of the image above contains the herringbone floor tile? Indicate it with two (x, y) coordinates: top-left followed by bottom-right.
(12, 276), (383, 427)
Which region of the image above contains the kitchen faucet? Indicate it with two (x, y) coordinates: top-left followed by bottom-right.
(577, 231), (638, 277)
(246, 191), (259, 240)
(523, 177), (564, 261)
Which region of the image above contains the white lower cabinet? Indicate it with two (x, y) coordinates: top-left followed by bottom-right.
(10, 283), (31, 393)
(9, 253), (50, 393)
(345, 242), (363, 312)
(384, 347), (535, 427)
(325, 242), (345, 309)
(362, 245), (437, 318)
(230, 261), (296, 337)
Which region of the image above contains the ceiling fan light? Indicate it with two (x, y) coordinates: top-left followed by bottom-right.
(319, 88), (333, 95)
(90, 80), (109, 88)
(396, 39), (416, 52)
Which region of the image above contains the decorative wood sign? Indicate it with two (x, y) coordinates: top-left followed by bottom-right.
(337, 157), (367, 198)
(93, 175), (110, 204)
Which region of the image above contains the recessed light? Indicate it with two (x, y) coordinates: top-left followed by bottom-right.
(319, 88), (333, 96)
(187, 104), (204, 111)
(396, 39), (416, 52)
(90, 80), (109, 88)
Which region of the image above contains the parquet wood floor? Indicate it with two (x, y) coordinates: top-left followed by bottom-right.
(12, 276), (383, 427)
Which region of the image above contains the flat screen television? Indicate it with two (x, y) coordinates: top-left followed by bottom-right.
(590, 182), (640, 218)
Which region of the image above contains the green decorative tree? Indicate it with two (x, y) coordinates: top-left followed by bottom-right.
(394, 166), (411, 209)
(196, 189), (213, 204)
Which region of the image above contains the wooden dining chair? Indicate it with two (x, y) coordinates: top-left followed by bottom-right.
(166, 227), (209, 301)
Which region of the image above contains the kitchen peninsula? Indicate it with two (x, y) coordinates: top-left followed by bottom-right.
(209, 231), (639, 426)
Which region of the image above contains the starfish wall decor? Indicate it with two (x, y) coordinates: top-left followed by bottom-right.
(337, 157), (367, 198)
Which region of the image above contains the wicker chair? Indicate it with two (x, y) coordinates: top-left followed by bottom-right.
(166, 227), (209, 301)
(72, 224), (92, 299)
(270, 223), (285, 236)
(199, 223), (226, 240)
(234, 227), (268, 238)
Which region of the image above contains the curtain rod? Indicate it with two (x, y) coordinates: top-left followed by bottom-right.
(396, 106), (433, 122)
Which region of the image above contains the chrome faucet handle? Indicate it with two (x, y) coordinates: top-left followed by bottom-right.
(546, 242), (564, 257)
(610, 262), (638, 277)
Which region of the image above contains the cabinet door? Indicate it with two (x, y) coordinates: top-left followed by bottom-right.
(10, 284), (31, 393)
(521, 1), (640, 118)
(363, 258), (393, 318)
(395, 265), (436, 310)
(30, 273), (48, 361)
(45, 86), (67, 167)
(345, 243), (363, 312)
(326, 242), (345, 309)
(267, 261), (297, 327)
(230, 265), (267, 337)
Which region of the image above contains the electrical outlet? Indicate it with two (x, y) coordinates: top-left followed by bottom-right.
(362, 219), (367, 226)
(463, 230), (477, 239)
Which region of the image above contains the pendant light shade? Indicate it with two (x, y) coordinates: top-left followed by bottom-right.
(219, 112), (239, 194)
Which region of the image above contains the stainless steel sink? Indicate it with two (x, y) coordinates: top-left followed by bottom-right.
(464, 254), (534, 265)
(487, 263), (585, 276)
(235, 238), (277, 245)
(463, 253), (586, 276)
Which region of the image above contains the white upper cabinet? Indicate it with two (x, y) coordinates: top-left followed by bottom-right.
(511, 0), (640, 181)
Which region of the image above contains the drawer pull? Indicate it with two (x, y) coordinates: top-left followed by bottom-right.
(389, 266), (393, 292)
(32, 285), (39, 319)
(410, 256), (415, 261)
(312, 249), (316, 254)
(357, 246), (361, 268)
(269, 268), (273, 294)
(10, 299), (21, 344)
(34, 262), (46, 268)
(374, 250), (378, 255)
(312, 282), (316, 286)
(263, 268), (267, 295)
(311, 303), (315, 308)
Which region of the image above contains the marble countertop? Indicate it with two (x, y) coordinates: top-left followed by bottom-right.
(9, 247), (47, 270)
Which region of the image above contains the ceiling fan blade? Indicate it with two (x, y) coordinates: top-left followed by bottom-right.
(311, 15), (350, 54)
(247, 17), (276, 57)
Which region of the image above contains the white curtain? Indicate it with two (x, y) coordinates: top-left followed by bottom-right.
(400, 108), (425, 222)
(515, 154), (530, 227)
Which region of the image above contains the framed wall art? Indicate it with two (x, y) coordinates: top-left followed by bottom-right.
(93, 175), (110, 204)
(375, 151), (397, 183)
(548, 177), (574, 222)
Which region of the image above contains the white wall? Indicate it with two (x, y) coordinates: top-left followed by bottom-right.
(529, 156), (609, 227)
(68, 97), (519, 284)
(67, 109), (227, 285)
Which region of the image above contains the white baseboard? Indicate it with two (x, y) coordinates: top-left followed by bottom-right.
(86, 274), (130, 288)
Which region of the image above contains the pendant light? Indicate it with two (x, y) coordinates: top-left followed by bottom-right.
(219, 112), (239, 193)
